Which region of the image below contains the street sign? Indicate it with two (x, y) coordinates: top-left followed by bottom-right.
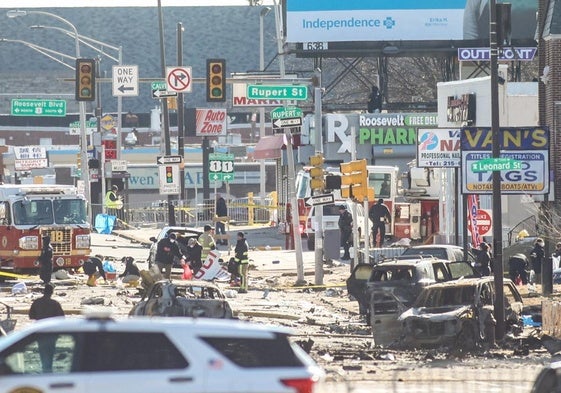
(111, 160), (128, 172)
(471, 158), (522, 172)
(476, 209), (492, 237)
(158, 164), (180, 195)
(272, 117), (303, 129)
(157, 155), (183, 165)
(112, 65), (139, 97)
(247, 85), (308, 100)
(271, 106), (303, 120)
(11, 99), (66, 117)
(166, 66), (192, 93)
(100, 114), (116, 131)
(151, 80), (177, 99)
(209, 153), (234, 183)
(305, 194), (335, 207)
(69, 120), (97, 135)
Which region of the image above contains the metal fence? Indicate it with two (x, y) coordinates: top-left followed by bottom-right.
(92, 197), (277, 229)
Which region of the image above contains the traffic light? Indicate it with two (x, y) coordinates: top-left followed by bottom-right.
(206, 58), (226, 102)
(165, 166), (173, 183)
(75, 58), (96, 101)
(76, 153), (81, 170)
(309, 154), (325, 191)
(340, 159), (374, 201)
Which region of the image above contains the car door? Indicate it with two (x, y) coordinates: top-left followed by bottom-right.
(0, 332), (86, 393)
(81, 332), (201, 393)
(346, 263), (374, 315)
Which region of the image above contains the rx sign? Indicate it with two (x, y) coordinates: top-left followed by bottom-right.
(166, 66), (192, 93)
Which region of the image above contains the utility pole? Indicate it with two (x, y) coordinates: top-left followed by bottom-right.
(177, 23), (186, 215)
(157, 0), (175, 226)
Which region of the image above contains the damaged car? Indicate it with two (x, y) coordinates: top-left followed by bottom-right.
(129, 280), (234, 319)
(398, 277), (523, 350)
(347, 257), (477, 346)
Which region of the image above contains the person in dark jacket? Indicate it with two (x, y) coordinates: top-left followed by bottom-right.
(119, 256), (141, 284)
(475, 242), (492, 276)
(234, 232), (249, 293)
(215, 194), (228, 245)
(369, 199), (392, 248)
(529, 237), (545, 284)
(185, 238), (203, 274)
(338, 205), (353, 260)
(29, 283), (65, 373)
(83, 256), (107, 286)
(38, 235), (53, 284)
(155, 233), (185, 280)
(509, 253), (529, 284)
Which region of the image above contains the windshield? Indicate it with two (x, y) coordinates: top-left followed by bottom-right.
(12, 198), (87, 225)
(368, 172), (392, 199)
(54, 199), (88, 224)
(415, 286), (476, 308)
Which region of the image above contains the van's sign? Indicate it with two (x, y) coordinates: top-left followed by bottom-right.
(460, 127), (550, 194)
(325, 113), (438, 153)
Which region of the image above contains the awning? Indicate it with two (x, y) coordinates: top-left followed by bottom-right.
(253, 134), (286, 160)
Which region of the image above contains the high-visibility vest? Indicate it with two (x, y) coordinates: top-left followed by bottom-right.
(104, 191), (123, 209)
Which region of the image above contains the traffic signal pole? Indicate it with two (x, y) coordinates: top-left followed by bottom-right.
(313, 85), (324, 285)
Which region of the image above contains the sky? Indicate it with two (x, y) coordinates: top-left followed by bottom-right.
(0, 0), (275, 8)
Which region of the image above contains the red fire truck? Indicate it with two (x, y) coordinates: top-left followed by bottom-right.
(296, 164), (442, 244)
(0, 184), (91, 276)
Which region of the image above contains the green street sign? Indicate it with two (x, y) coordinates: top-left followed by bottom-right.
(11, 99), (67, 117)
(247, 85), (308, 101)
(471, 158), (522, 172)
(151, 81), (167, 90)
(271, 106), (303, 120)
(209, 153), (235, 183)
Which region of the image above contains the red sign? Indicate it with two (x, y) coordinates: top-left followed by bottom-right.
(102, 140), (117, 160)
(476, 209), (492, 237)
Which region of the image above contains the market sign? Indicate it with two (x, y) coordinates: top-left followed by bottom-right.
(460, 127), (550, 195)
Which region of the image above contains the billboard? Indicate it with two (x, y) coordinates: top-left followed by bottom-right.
(286, 0), (537, 45)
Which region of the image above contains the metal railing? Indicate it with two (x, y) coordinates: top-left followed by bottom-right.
(91, 197), (277, 229)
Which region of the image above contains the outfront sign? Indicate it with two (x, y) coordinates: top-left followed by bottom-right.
(460, 127), (550, 194)
(11, 99), (66, 117)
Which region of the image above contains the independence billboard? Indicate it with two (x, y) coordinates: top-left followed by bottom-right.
(285, 0), (537, 45)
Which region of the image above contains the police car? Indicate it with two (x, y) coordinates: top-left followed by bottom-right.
(0, 313), (324, 393)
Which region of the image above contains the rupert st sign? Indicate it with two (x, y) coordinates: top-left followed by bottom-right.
(460, 127), (550, 194)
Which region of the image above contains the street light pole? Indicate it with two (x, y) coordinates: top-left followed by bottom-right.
(259, 7), (271, 201)
(0, 38), (76, 70)
(7, 9), (90, 222)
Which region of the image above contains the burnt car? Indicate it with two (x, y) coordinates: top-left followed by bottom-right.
(397, 244), (477, 263)
(346, 257), (478, 347)
(147, 226), (202, 267)
(399, 277), (523, 350)
(129, 280), (234, 319)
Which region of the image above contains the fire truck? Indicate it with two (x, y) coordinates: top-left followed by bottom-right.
(0, 184), (91, 276)
(296, 163), (443, 243)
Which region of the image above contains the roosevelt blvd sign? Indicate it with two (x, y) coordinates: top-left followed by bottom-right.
(11, 99), (66, 117)
(305, 193), (334, 207)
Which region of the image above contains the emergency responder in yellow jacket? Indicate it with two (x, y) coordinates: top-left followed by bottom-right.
(104, 185), (123, 215)
(198, 225), (216, 263)
(234, 231), (249, 293)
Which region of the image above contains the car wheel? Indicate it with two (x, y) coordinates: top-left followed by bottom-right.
(456, 321), (477, 351)
(307, 234), (315, 251)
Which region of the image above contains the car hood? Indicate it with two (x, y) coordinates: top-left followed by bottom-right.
(399, 305), (472, 321)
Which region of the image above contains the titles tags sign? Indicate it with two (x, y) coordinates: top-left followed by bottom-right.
(195, 108), (227, 136)
(461, 127), (550, 194)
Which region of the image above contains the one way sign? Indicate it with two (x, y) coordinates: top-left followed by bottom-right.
(112, 65), (139, 97)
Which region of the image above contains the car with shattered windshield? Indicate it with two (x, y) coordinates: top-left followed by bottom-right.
(0, 313), (324, 393)
(129, 280), (234, 319)
(398, 277), (523, 350)
(346, 256), (478, 346)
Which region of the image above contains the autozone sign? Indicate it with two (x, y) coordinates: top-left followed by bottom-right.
(195, 109), (227, 136)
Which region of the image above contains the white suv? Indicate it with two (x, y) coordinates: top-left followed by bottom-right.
(0, 315), (324, 393)
(306, 200), (370, 251)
